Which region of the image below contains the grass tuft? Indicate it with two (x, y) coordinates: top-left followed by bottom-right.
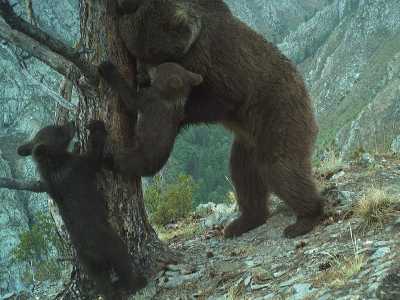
(354, 188), (397, 231)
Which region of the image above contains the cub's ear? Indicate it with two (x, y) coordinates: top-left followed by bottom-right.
(32, 144), (48, 158)
(167, 75), (184, 90)
(17, 143), (33, 156)
(188, 72), (203, 86)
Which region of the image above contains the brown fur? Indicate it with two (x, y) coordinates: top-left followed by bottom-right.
(17, 121), (147, 299)
(98, 62), (203, 177)
(115, 0), (325, 238)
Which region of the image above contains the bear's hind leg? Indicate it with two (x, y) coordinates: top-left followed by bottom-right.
(224, 139), (269, 238)
(267, 159), (324, 238)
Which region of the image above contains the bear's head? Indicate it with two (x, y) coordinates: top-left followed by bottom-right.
(118, 0), (202, 64)
(150, 63), (203, 103)
(17, 122), (75, 161)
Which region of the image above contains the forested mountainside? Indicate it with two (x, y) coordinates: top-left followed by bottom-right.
(1, 0), (400, 297)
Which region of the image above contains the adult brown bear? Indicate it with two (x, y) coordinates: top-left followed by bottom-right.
(113, 0), (325, 238)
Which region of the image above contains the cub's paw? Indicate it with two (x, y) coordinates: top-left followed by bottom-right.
(136, 71), (151, 87)
(86, 120), (106, 133)
(98, 61), (118, 82)
(103, 153), (115, 171)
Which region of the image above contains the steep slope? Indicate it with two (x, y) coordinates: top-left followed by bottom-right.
(281, 0), (400, 157)
(229, 0), (400, 158)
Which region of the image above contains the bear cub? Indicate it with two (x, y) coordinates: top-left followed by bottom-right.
(98, 62), (203, 177)
(17, 121), (146, 299)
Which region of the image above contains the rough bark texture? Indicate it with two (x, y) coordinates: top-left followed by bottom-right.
(49, 1), (177, 299)
(58, 1), (177, 297)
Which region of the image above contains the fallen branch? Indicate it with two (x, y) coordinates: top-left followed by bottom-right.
(0, 0), (98, 84)
(0, 177), (47, 193)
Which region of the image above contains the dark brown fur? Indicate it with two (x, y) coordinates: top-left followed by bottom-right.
(115, 0), (325, 238)
(98, 62), (203, 177)
(17, 121), (146, 299)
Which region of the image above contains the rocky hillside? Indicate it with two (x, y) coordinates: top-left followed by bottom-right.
(229, 0), (400, 158)
(0, 0), (78, 296)
(134, 154), (400, 299)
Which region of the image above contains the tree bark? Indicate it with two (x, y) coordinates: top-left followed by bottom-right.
(64, 0), (177, 297)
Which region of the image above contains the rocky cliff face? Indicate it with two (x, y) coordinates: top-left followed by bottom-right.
(228, 0), (400, 158)
(0, 0), (79, 296)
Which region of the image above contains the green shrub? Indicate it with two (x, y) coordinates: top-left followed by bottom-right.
(12, 212), (67, 283)
(144, 174), (196, 225)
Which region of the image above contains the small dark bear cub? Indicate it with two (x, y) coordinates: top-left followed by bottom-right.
(98, 62), (203, 177)
(17, 121), (146, 299)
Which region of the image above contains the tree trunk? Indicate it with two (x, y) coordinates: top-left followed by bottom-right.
(56, 1), (177, 298)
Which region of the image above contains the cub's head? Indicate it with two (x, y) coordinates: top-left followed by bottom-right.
(150, 63), (203, 102)
(119, 0), (202, 64)
(17, 122), (75, 161)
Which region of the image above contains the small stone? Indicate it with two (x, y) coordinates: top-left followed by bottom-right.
(273, 270), (286, 278)
(291, 283), (313, 300)
(251, 282), (270, 291)
(361, 153), (375, 165)
(371, 247), (391, 260)
(374, 241), (390, 247)
(339, 190), (356, 203)
(331, 170), (345, 180)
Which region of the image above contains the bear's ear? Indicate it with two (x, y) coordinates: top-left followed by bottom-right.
(188, 72), (203, 86)
(17, 143), (33, 157)
(32, 144), (48, 159)
(167, 75), (184, 90)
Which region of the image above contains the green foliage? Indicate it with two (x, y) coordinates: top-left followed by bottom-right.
(144, 174), (196, 225)
(12, 212), (66, 283)
(165, 125), (232, 206)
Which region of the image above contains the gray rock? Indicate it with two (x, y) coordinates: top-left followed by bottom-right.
(361, 153), (375, 165)
(159, 271), (202, 289)
(371, 247), (391, 260)
(339, 191), (356, 203)
(290, 283), (314, 300)
(200, 203), (238, 229)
